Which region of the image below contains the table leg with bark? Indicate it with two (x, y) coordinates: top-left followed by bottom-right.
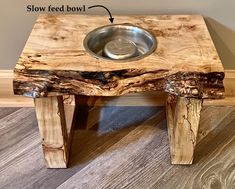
(34, 96), (76, 168)
(166, 95), (203, 164)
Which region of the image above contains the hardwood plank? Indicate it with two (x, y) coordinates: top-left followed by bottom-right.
(0, 106), (79, 188)
(150, 110), (235, 189)
(13, 15), (224, 98)
(57, 110), (167, 189)
(57, 106), (235, 189)
(1, 70), (235, 107)
(166, 96), (202, 164)
(34, 96), (71, 168)
(15, 15), (223, 72)
(197, 106), (235, 142)
(0, 106), (235, 188)
(0, 108), (39, 167)
(0, 107), (20, 119)
(0, 106), (161, 188)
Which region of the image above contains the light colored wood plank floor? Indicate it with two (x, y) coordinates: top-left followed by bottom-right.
(0, 106), (234, 189)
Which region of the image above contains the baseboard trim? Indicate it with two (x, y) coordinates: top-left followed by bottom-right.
(1, 70), (235, 107)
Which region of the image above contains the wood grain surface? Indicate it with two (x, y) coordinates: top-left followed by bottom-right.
(1, 70), (234, 107)
(34, 96), (75, 168)
(1, 106), (234, 188)
(13, 15), (224, 98)
(166, 96), (202, 164)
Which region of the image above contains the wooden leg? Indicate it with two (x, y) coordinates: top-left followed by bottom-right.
(34, 96), (75, 168)
(166, 95), (202, 164)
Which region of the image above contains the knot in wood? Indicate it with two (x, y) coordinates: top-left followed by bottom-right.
(191, 88), (199, 96)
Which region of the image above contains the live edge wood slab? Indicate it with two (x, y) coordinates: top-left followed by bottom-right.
(13, 14), (224, 168)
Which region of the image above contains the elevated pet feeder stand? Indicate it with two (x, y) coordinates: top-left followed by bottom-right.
(13, 15), (224, 168)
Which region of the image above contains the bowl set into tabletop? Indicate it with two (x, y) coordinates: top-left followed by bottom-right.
(13, 14), (224, 168)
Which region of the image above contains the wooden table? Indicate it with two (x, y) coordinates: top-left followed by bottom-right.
(13, 14), (224, 168)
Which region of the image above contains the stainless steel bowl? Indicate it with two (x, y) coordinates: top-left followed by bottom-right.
(83, 24), (157, 62)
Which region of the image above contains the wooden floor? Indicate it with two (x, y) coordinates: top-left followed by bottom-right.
(0, 105), (235, 189)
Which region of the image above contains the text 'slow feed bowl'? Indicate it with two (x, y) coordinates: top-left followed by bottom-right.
(83, 24), (157, 62)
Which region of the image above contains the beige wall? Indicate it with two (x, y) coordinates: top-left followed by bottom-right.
(0, 0), (235, 69)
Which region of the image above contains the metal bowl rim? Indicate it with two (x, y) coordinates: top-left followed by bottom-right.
(83, 24), (157, 62)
